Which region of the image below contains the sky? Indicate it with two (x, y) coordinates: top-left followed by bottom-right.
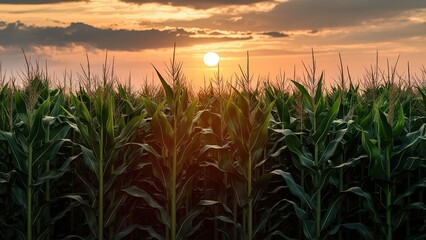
(1, 0), (426, 90)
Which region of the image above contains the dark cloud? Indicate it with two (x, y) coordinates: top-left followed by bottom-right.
(336, 22), (426, 45)
(161, 0), (426, 31)
(121, 0), (271, 9)
(0, 0), (85, 4)
(0, 21), (251, 51)
(262, 31), (288, 38)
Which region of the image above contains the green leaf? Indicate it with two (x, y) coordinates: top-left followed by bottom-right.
(153, 65), (174, 112)
(319, 125), (347, 165)
(176, 166), (200, 206)
(176, 207), (204, 240)
(314, 75), (323, 104)
(123, 186), (171, 229)
(14, 91), (29, 127)
(249, 101), (274, 152)
(33, 154), (79, 186)
(75, 170), (96, 201)
(321, 194), (344, 231)
(152, 110), (174, 150)
(142, 97), (158, 116)
(12, 185), (26, 209)
(113, 224), (165, 240)
(285, 199), (307, 220)
(0, 170), (15, 184)
(361, 131), (387, 180)
(283, 133), (315, 173)
(269, 230), (297, 240)
(49, 121), (72, 140)
(105, 194), (127, 228)
(80, 145), (99, 179)
(32, 139), (70, 168)
(115, 114), (144, 147)
(28, 98), (51, 144)
(176, 100), (197, 145)
(292, 80), (313, 110)
(0, 131), (27, 172)
(275, 98), (291, 128)
(343, 187), (380, 223)
(105, 95), (115, 142)
(312, 95), (341, 144)
(198, 200), (234, 215)
(394, 178), (426, 205)
(375, 105), (392, 145)
(392, 102), (405, 136)
(341, 223), (374, 240)
(224, 100), (249, 146)
(303, 220), (316, 240)
(271, 169), (314, 209)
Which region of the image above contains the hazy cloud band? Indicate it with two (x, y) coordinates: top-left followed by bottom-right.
(0, 21), (251, 51)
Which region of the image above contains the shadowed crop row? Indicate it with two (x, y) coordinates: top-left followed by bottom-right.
(0, 57), (425, 240)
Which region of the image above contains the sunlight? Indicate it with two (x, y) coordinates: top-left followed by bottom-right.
(203, 52), (220, 67)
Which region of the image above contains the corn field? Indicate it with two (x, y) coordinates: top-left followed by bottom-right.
(0, 57), (426, 240)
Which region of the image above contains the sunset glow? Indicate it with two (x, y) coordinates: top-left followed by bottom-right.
(203, 52), (220, 67)
(0, 0), (425, 89)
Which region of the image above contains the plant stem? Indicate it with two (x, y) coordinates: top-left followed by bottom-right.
(99, 125), (104, 240)
(46, 124), (51, 240)
(386, 148), (392, 240)
(386, 184), (392, 240)
(248, 153), (252, 240)
(171, 117), (177, 240)
(315, 144), (321, 239)
(27, 143), (33, 240)
(233, 195), (237, 240)
(299, 170), (305, 239)
(338, 153), (343, 240)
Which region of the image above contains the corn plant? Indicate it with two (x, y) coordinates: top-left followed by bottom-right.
(199, 87), (276, 240)
(123, 68), (212, 240)
(0, 80), (73, 240)
(65, 88), (145, 239)
(360, 93), (426, 239)
(0, 83), (15, 239)
(268, 77), (376, 239)
(0, 53), (426, 240)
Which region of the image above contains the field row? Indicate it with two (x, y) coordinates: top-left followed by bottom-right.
(0, 68), (425, 240)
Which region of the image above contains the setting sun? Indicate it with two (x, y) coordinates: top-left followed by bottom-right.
(203, 52), (220, 67)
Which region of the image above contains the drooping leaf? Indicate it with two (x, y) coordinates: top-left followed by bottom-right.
(343, 187), (380, 223)
(123, 186), (171, 229)
(271, 169), (314, 209)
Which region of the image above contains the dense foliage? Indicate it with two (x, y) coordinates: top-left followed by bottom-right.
(0, 61), (425, 240)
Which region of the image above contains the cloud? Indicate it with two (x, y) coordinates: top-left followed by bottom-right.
(262, 31), (288, 38)
(0, 0), (85, 4)
(160, 0), (426, 31)
(0, 21), (251, 51)
(335, 22), (426, 45)
(120, 0), (272, 9)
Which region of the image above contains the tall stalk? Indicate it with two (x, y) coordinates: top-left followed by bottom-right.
(26, 90), (35, 240)
(98, 119), (104, 240)
(27, 142), (33, 240)
(247, 153), (253, 240)
(385, 148), (392, 240)
(171, 114), (177, 240)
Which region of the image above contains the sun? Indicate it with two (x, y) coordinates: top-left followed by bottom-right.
(203, 52), (220, 67)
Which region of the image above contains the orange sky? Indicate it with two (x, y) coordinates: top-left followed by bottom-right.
(1, 0), (426, 90)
